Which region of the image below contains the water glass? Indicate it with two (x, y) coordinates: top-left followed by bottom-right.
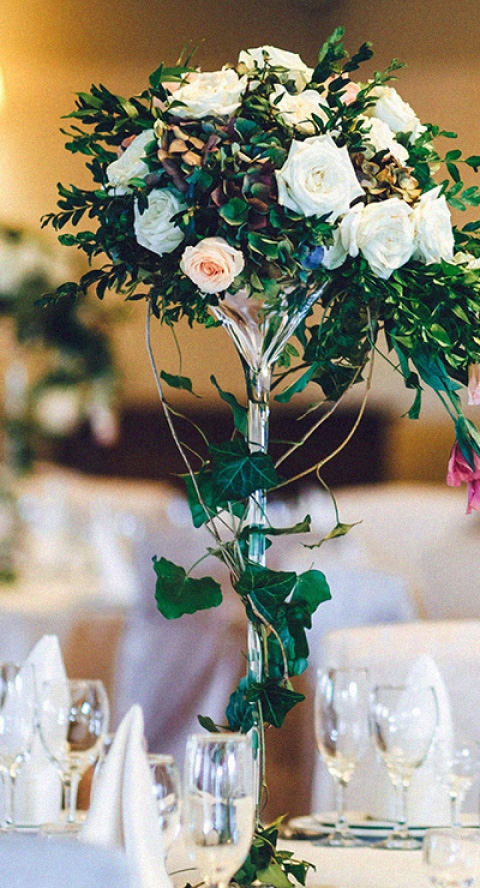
(38, 678), (109, 834)
(314, 667), (370, 846)
(370, 683), (438, 849)
(423, 828), (480, 888)
(183, 732), (255, 888)
(148, 753), (181, 857)
(0, 662), (36, 829)
(440, 746), (477, 828)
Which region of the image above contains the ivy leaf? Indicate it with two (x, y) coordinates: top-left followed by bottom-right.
(210, 375), (247, 435)
(304, 521), (361, 548)
(256, 863), (292, 888)
(160, 369), (199, 397)
(197, 715), (223, 732)
(239, 516), (312, 540)
(247, 680), (305, 728)
(274, 365), (319, 403)
(153, 556), (222, 619)
(236, 564), (297, 619)
(184, 468), (244, 528)
(210, 439), (280, 500)
(291, 569), (331, 613)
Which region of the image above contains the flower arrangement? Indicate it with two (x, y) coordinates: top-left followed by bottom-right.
(43, 27), (480, 881)
(0, 224), (119, 470)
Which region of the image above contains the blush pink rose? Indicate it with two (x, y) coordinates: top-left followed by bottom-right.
(447, 442), (480, 513)
(180, 237), (245, 293)
(468, 364), (480, 406)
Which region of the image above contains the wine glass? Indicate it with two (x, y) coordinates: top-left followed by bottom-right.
(90, 731), (115, 802)
(439, 746), (477, 828)
(148, 753), (181, 858)
(38, 678), (109, 834)
(370, 683), (438, 849)
(183, 732), (255, 888)
(0, 662), (36, 829)
(313, 667), (370, 846)
(423, 828), (480, 888)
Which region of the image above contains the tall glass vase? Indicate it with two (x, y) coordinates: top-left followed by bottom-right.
(211, 283), (327, 815)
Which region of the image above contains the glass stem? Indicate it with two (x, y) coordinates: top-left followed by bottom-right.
(392, 778), (410, 839)
(2, 769), (15, 828)
(450, 791), (460, 828)
(63, 771), (81, 823)
(245, 364), (271, 823)
(334, 778), (348, 836)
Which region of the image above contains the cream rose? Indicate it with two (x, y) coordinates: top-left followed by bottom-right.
(238, 46), (313, 92)
(322, 227), (349, 270)
(412, 186), (454, 265)
(167, 68), (247, 119)
(180, 237), (245, 293)
(360, 116), (409, 165)
(270, 84), (329, 134)
(106, 129), (155, 195)
(369, 86), (425, 144)
(454, 251), (480, 270)
(275, 134), (365, 222)
(134, 189), (186, 257)
(341, 198), (415, 279)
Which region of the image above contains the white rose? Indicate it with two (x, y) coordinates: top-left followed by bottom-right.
(342, 197), (415, 279)
(412, 185), (454, 265)
(270, 84), (329, 134)
(369, 86), (425, 144)
(167, 69), (247, 119)
(33, 387), (83, 437)
(360, 116), (410, 165)
(275, 134), (365, 222)
(134, 189), (186, 257)
(180, 237), (245, 293)
(453, 251), (480, 270)
(106, 129), (155, 195)
(322, 227), (348, 270)
(238, 46), (313, 92)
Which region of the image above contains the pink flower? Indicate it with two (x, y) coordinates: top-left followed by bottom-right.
(468, 364), (480, 405)
(324, 75), (360, 105)
(447, 442), (480, 513)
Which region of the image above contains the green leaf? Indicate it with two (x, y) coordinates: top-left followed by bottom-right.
(239, 516), (312, 540)
(247, 680), (305, 728)
(184, 468), (241, 528)
(210, 439), (280, 500)
(291, 569), (331, 613)
(256, 862), (292, 888)
(210, 375), (247, 435)
(160, 369), (199, 396)
(274, 364), (319, 403)
(219, 198), (249, 226)
(153, 556), (222, 619)
(197, 715), (222, 732)
(412, 350), (460, 393)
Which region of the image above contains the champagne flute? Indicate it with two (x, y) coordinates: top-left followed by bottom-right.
(38, 678), (109, 834)
(370, 683), (438, 849)
(423, 828), (480, 888)
(0, 662), (36, 830)
(183, 733), (255, 888)
(314, 667), (370, 846)
(148, 753), (181, 858)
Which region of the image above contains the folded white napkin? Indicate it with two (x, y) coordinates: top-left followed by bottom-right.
(14, 635), (64, 825)
(368, 654), (453, 825)
(80, 704), (171, 888)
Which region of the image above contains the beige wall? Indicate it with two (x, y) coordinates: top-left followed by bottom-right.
(0, 0), (479, 478)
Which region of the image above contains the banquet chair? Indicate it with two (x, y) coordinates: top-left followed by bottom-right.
(311, 619), (480, 819)
(112, 500), (246, 768)
(0, 835), (130, 888)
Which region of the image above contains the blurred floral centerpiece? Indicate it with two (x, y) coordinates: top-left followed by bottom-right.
(43, 27), (480, 881)
(0, 224), (119, 472)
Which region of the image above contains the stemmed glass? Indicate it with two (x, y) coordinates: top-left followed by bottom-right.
(148, 753), (181, 859)
(183, 733), (255, 888)
(439, 746), (477, 828)
(314, 667), (370, 846)
(0, 662), (36, 830)
(38, 678), (109, 834)
(370, 683), (438, 849)
(423, 828), (480, 888)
